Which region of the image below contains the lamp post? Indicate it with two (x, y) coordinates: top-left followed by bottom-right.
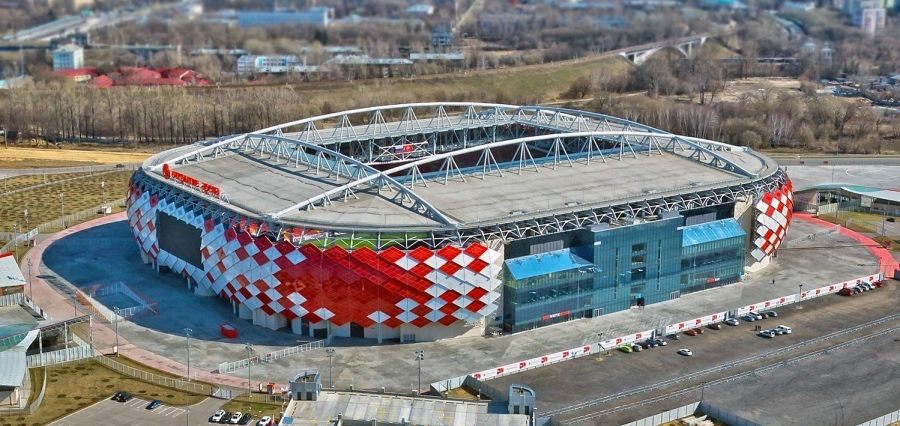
(58, 192), (65, 228)
(414, 349), (424, 394)
(22, 208), (28, 228)
(113, 306), (120, 355)
(12, 221), (18, 261)
(100, 180), (106, 209)
(26, 258), (33, 300)
(184, 328), (192, 381)
(326, 347), (335, 388)
(798, 284), (803, 300)
(245, 343), (253, 400)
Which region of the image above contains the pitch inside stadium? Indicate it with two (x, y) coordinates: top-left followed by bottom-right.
(126, 103), (792, 343)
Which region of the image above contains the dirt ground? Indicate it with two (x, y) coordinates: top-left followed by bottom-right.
(0, 147), (151, 168)
(716, 77), (801, 102)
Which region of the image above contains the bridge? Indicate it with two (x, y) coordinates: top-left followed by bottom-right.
(615, 34), (710, 65)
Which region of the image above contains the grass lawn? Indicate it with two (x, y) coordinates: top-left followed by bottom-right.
(817, 211), (899, 252)
(220, 393), (285, 421)
(0, 360), (206, 426)
(0, 170), (131, 234)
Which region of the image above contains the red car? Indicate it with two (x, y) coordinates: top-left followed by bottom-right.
(838, 287), (854, 297)
(685, 328), (704, 336)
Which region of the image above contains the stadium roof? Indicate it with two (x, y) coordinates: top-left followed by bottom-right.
(140, 103), (785, 244)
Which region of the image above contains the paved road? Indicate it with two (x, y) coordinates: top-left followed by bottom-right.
(50, 395), (225, 426)
(488, 281), (899, 424)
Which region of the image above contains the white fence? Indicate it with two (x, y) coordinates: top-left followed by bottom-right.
(88, 281), (159, 319)
(217, 339), (326, 374)
(858, 408), (900, 426)
(620, 402), (701, 426)
(0, 164), (139, 176)
(697, 402), (763, 426)
(35, 197), (126, 233)
(26, 344), (94, 367)
(93, 355), (214, 395)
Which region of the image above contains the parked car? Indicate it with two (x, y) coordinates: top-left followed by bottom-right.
(112, 391), (132, 402)
(765, 311), (778, 318)
(852, 286), (862, 294)
(146, 400), (161, 410)
(218, 412), (232, 424)
(839, 288), (854, 296)
(758, 330), (775, 338)
(230, 412), (243, 424)
(685, 328), (703, 336)
(742, 314), (757, 322)
(618, 345), (632, 353)
(667, 333), (680, 340)
(752, 312), (765, 320)
(707, 323), (722, 330)
(239, 412), (252, 425)
(257, 417), (273, 426)
(776, 325), (792, 334)
(211, 410), (227, 423)
(630, 343), (643, 352)
(725, 318), (740, 326)
(677, 348), (693, 356)
(653, 338), (668, 346)
(772, 328), (785, 335)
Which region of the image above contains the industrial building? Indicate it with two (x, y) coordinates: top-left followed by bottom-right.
(126, 103), (792, 342)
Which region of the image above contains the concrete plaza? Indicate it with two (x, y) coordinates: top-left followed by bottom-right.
(36, 214), (880, 392)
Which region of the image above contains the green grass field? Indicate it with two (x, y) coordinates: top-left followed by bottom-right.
(0, 170), (131, 233)
(0, 360), (206, 426)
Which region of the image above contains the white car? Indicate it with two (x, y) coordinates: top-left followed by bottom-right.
(776, 325), (792, 334)
(257, 417), (273, 426)
(758, 330), (775, 338)
(677, 348), (693, 356)
(230, 412), (243, 424)
(211, 410), (227, 423)
(725, 318), (740, 326)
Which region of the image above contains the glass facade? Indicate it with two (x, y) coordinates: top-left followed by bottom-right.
(502, 217), (747, 332)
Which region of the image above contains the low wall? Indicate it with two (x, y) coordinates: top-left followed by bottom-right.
(857, 407), (900, 426)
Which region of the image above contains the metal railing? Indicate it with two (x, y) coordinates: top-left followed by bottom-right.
(93, 355), (212, 395)
(35, 197), (127, 233)
(217, 339), (326, 374)
(0, 169), (125, 198)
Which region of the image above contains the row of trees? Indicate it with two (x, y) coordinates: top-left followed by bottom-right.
(577, 84), (898, 154)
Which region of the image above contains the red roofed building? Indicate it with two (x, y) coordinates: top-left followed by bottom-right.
(89, 75), (114, 88)
(53, 66), (211, 87)
(54, 67), (99, 82)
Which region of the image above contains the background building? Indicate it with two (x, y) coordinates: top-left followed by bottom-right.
(52, 44), (83, 71)
(126, 103), (791, 343)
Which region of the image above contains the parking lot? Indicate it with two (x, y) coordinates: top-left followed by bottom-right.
(486, 279), (900, 423)
(50, 395), (225, 426)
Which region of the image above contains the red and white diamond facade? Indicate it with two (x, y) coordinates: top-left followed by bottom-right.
(127, 183), (503, 338)
(751, 180), (794, 262)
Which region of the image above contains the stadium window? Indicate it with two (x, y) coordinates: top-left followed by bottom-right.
(630, 267), (646, 281)
(632, 243), (646, 253)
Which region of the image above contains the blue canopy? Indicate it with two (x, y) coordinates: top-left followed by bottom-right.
(505, 249), (593, 280)
(681, 218), (746, 247)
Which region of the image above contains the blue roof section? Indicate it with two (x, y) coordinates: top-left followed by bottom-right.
(681, 218), (746, 247)
(505, 249), (593, 280)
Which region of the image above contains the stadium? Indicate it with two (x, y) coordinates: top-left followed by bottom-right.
(126, 102), (793, 342)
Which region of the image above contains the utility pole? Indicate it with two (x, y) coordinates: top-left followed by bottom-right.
(100, 180), (106, 209)
(326, 348), (335, 388)
(185, 328), (192, 381)
(414, 349), (425, 394)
